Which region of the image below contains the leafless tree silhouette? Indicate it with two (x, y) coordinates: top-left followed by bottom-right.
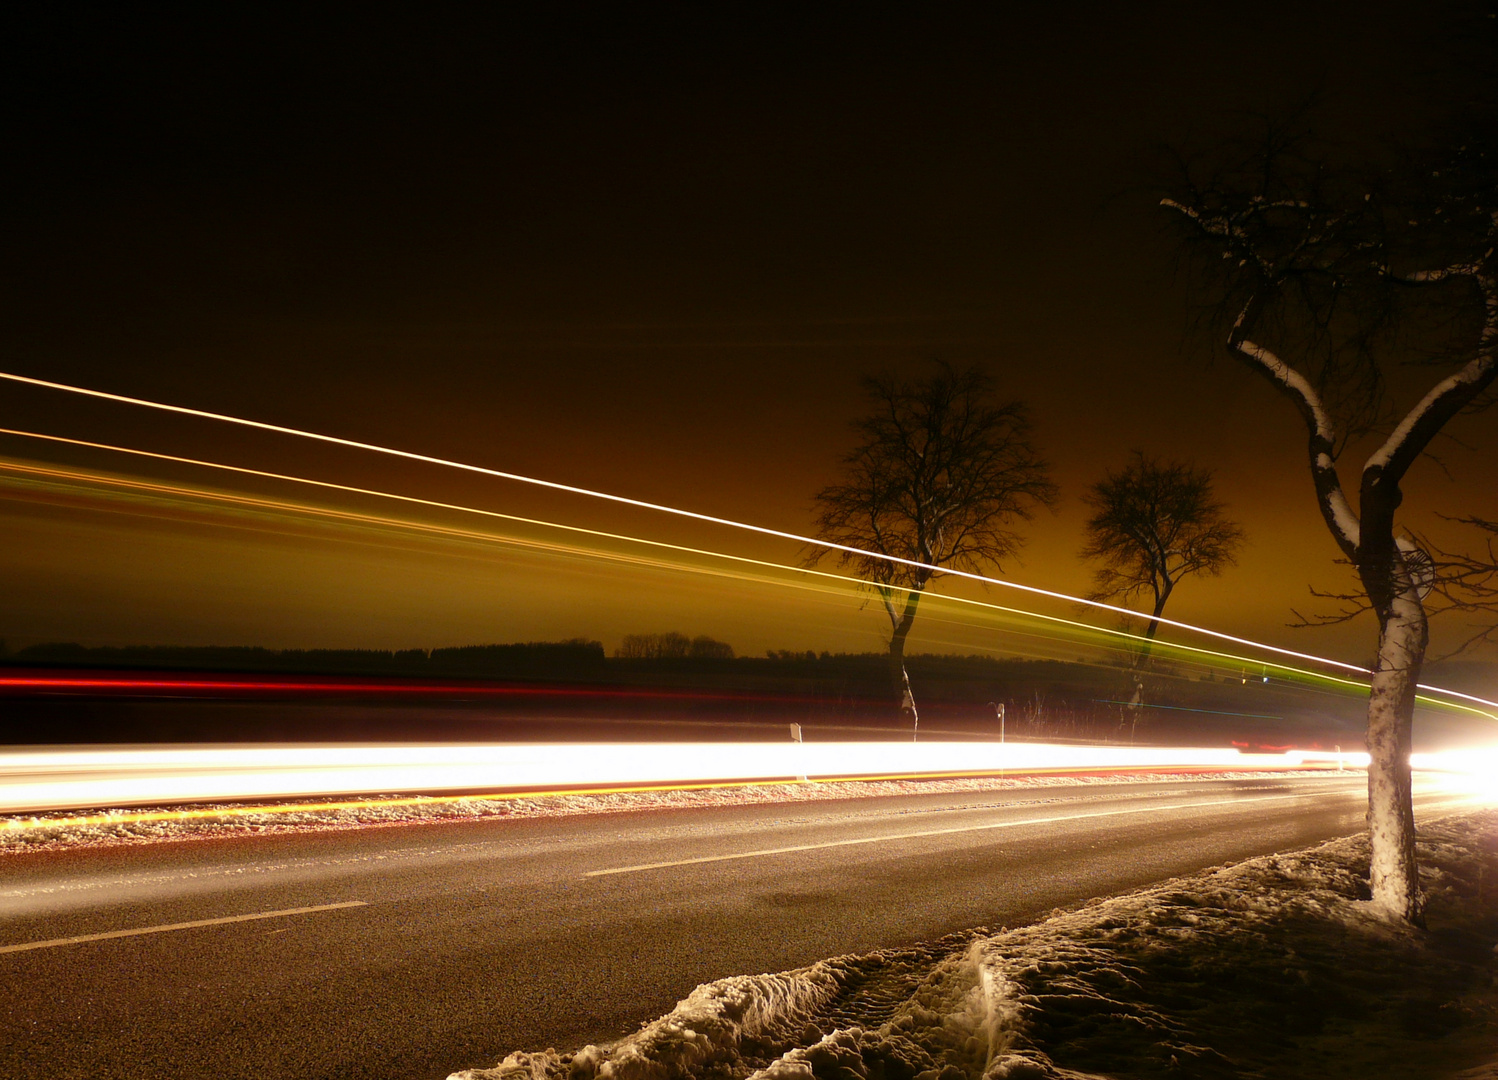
(1082, 453), (1246, 648)
(807, 364), (1057, 737)
(1163, 123), (1498, 924)
(1081, 453), (1245, 732)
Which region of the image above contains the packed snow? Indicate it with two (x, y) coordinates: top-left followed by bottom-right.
(452, 810), (1498, 1080)
(0, 769), (1326, 854)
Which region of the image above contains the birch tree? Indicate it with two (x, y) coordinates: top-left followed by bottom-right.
(1163, 131), (1498, 924)
(807, 364), (1057, 737)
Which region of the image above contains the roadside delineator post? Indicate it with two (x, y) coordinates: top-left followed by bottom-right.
(989, 702), (1006, 778)
(789, 723), (808, 782)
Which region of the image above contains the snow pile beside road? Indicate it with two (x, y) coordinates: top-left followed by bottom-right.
(469, 966), (842, 1080)
(454, 940), (1009, 1080)
(453, 810), (1498, 1080)
(0, 770), (1312, 854)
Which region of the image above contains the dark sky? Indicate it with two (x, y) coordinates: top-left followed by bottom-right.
(0, 4), (1493, 664)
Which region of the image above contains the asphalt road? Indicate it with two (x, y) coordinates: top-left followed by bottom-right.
(0, 774), (1477, 1080)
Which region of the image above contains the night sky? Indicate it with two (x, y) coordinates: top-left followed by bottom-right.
(1, 4), (1494, 664)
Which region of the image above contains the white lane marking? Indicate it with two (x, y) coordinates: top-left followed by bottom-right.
(0, 900), (367, 955)
(584, 789), (1374, 876)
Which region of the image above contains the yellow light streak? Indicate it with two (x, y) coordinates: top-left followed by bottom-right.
(0, 460), (730, 572)
(0, 432), (1493, 721)
(0, 371), (1444, 690)
(0, 459), (1389, 709)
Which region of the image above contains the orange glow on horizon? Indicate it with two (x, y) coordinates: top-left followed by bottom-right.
(0, 372), (1422, 684)
(0, 428), (1492, 720)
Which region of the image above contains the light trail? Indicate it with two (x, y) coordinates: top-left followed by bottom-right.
(0, 433), (1493, 720)
(7, 744), (1489, 831)
(0, 673), (785, 701)
(0, 741), (1356, 817)
(1092, 700), (1284, 720)
(1, 448), (1480, 720)
(0, 370), (1449, 691)
(0, 458), (788, 581)
(0, 768), (1291, 833)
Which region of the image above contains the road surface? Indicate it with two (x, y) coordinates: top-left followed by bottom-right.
(0, 774), (1476, 1080)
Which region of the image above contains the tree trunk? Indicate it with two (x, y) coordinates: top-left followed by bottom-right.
(884, 589), (922, 741)
(1138, 580), (1172, 661)
(1125, 676), (1144, 743)
(1127, 583), (1172, 743)
(1364, 583), (1427, 924)
(888, 627), (920, 741)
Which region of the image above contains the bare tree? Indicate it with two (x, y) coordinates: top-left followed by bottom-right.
(1081, 453), (1246, 648)
(1081, 453), (1245, 730)
(807, 364), (1057, 737)
(1163, 127), (1498, 924)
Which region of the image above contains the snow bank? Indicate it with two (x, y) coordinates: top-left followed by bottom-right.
(455, 941), (1020, 1080)
(453, 810), (1498, 1080)
(469, 964), (844, 1080)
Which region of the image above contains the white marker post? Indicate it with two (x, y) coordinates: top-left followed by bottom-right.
(989, 702), (1006, 777)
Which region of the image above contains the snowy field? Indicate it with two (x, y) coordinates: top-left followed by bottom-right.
(1, 769), (1335, 854)
(452, 809), (1498, 1080)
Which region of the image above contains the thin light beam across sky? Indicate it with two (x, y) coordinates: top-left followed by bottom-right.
(0, 450), (1397, 706)
(1, 370), (1493, 713)
(4, 443), (1493, 721)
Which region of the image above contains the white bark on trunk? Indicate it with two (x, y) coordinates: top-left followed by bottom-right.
(1162, 196), (1498, 929)
(1364, 579), (1427, 924)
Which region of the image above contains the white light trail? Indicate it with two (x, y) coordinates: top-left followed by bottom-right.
(0, 742), (1351, 816)
(0, 370), (1491, 712)
(1409, 746), (1498, 801)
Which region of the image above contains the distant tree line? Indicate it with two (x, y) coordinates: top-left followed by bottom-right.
(615, 632), (735, 659)
(2, 639), (608, 679)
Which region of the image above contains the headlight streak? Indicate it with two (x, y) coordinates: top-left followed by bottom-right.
(0, 741), (1368, 819)
(12, 746), (1493, 829)
(0, 434), (1492, 723)
(5, 370), (1490, 712)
